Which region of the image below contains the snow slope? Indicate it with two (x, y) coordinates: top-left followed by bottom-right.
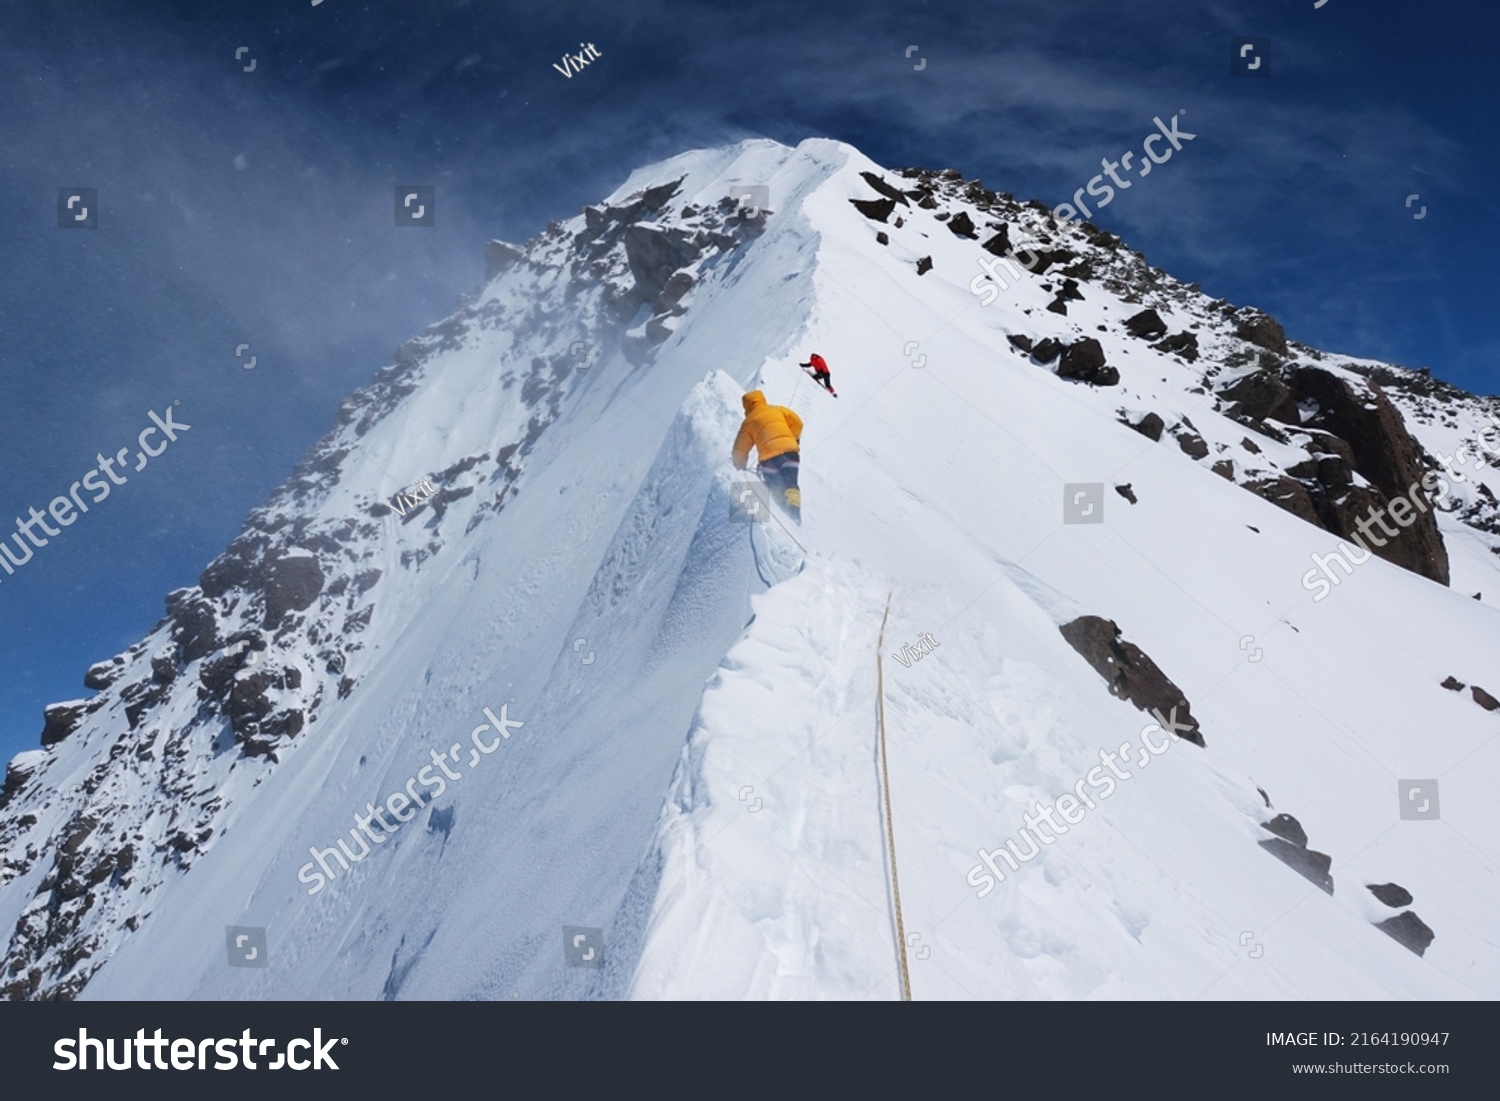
(4, 137), (1497, 1001)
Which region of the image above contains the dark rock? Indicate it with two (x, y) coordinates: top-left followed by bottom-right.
(1287, 365), (1449, 586)
(1440, 675), (1465, 691)
(1152, 331), (1200, 361)
(1235, 310), (1288, 354)
(659, 271), (695, 310)
(1471, 685), (1500, 711)
(150, 655), (176, 686)
(0, 754), (41, 810)
(41, 701), (89, 748)
(1057, 616), (1205, 745)
(946, 211), (977, 238)
(916, 256), (933, 276)
(1124, 412), (1165, 441)
(850, 197), (897, 223)
(166, 590), (219, 663)
(1367, 882), (1414, 908)
(1115, 484), (1137, 504)
(1007, 334), (1033, 353)
(1211, 459), (1235, 480)
(1261, 813), (1308, 849)
(263, 553), (325, 628)
(859, 172), (910, 207)
(1241, 437), (1262, 455)
(1057, 339), (1116, 385)
(1058, 278), (1084, 302)
(982, 227), (1011, 256)
(1218, 370), (1301, 426)
(1124, 308), (1168, 340)
(623, 223), (699, 296)
(1046, 297), (1069, 316)
(83, 658), (125, 692)
(1374, 911), (1435, 956)
(1244, 476), (1323, 527)
(1032, 339), (1064, 364)
(1058, 337), (1106, 378)
(875, 231), (889, 246)
(1175, 430), (1210, 460)
(1258, 838), (1334, 895)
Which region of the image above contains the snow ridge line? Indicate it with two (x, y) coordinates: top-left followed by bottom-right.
(875, 591), (912, 1002)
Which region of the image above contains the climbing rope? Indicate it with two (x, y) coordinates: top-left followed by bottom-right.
(875, 591), (912, 1001)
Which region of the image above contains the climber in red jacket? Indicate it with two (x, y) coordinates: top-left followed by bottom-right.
(800, 353), (837, 397)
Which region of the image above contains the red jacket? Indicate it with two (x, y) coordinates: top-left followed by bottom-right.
(807, 354), (829, 375)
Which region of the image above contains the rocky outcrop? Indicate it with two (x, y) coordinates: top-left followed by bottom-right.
(40, 701), (90, 749)
(1234, 309), (1288, 354)
(1288, 366), (1448, 585)
(1058, 616), (1205, 745)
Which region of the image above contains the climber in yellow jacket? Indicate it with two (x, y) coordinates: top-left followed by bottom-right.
(732, 390), (802, 522)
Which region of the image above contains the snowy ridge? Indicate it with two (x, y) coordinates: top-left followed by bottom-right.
(3, 137), (1498, 1000)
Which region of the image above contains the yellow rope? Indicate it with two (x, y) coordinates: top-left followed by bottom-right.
(875, 591), (912, 1001)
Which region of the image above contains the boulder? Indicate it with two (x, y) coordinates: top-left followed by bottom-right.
(1057, 339), (1117, 386)
(850, 197), (897, 223)
(1366, 882), (1414, 908)
(1261, 813), (1308, 848)
(1031, 339), (1064, 364)
(915, 256), (933, 276)
(982, 227), (1011, 256)
(1058, 616), (1205, 745)
(1124, 308), (1168, 340)
(946, 211), (977, 238)
(1123, 411), (1165, 441)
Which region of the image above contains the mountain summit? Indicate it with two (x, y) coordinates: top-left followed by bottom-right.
(4, 138), (1497, 1001)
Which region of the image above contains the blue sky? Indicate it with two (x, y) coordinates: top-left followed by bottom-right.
(1, 0), (1495, 760)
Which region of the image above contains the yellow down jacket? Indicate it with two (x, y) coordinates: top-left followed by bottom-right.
(732, 390), (803, 468)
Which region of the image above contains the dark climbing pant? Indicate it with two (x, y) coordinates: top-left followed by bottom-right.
(758, 451), (800, 497)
